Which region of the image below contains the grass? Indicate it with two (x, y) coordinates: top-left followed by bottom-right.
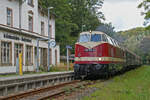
(83, 65), (150, 100)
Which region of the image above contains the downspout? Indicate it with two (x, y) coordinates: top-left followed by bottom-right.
(19, 0), (22, 30)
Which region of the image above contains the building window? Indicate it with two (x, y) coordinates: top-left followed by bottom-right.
(26, 45), (33, 66)
(41, 21), (45, 35)
(1, 42), (11, 65)
(28, 0), (34, 6)
(49, 25), (52, 38)
(28, 16), (33, 31)
(7, 8), (13, 26)
(14, 44), (23, 65)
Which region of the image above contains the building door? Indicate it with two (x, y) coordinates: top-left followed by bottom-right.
(14, 43), (23, 65)
(40, 48), (47, 67)
(26, 45), (33, 66)
(50, 49), (52, 65)
(34, 47), (37, 67)
(43, 48), (47, 67)
(55, 49), (57, 65)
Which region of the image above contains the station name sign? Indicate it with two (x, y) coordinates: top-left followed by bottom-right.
(4, 34), (32, 43)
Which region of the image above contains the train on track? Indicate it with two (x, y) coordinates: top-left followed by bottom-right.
(74, 31), (142, 79)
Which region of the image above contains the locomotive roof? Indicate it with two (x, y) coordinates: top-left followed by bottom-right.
(80, 31), (123, 48)
(80, 31), (105, 35)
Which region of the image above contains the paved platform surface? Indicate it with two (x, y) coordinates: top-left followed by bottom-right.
(0, 71), (74, 81)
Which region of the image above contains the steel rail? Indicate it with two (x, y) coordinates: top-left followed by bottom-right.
(38, 81), (95, 100)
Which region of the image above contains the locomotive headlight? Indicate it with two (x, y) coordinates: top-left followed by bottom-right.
(99, 58), (102, 61)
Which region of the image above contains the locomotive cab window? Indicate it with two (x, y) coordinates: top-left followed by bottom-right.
(78, 34), (90, 43)
(102, 34), (108, 42)
(107, 37), (113, 45)
(91, 34), (102, 42)
(112, 39), (117, 46)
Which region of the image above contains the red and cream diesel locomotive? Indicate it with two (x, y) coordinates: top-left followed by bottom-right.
(74, 31), (141, 79)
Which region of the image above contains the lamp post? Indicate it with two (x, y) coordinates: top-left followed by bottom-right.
(48, 7), (53, 72)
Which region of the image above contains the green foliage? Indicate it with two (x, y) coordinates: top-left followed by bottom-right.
(118, 27), (150, 64)
(38, 0), (104, 54)
(138, 0), (150, 29)
(83, 65), (150, 100)
(96, 23), (115, 37)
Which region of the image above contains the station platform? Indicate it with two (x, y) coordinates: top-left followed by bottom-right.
(0, 71), (73, 82)
(0, 71), (74, 96)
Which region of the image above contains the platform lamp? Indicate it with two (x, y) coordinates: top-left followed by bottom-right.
(48, 7), (54, 72)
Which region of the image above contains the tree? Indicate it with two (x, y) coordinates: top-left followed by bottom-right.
(117, 27), (150, 64)
(138, 0), (150, 29)
(96, 23), (115, 36)
(69, 0), (104, 36)
(38, 0), (104, 55)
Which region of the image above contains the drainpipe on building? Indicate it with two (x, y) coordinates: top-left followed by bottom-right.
(19, 0), (22, 30)
(47, 7), (53, 72)
(36, 39), (39, 72)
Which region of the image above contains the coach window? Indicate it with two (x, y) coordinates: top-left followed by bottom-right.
(111, 48), (114, 57)
(26, 45), (33, 66)
(14, 44), (23, 65)
(91, 34), (102, 42)
(1, 42), (11, 66)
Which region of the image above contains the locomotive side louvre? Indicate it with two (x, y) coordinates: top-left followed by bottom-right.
(74, 31), (141, 79)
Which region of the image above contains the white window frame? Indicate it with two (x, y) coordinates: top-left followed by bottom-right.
(7, 8), (13, 26)
(28, 15), (33, 31)
(28, 0), (34, 6)
(1, 42), (11, 65)
(107, 36), (113, 45)
(14, 43), (23, 65)
(41, 21), (45, 35)
(26, 45), (33, 66)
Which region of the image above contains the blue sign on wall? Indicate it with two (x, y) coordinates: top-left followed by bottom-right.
(66, 45), (72, 49)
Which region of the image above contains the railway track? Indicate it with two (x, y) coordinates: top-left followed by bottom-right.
(0, 80), (93, 100)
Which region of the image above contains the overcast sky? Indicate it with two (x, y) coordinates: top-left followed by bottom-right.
(101, 0), (145, 31)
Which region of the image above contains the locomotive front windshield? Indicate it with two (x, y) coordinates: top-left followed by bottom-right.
(78, 34), (103, 42)
(78, 34), (90, 42)
(91, 34), (102, 42)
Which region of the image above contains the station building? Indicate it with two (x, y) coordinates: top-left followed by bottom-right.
(0, 0), (60, 74)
